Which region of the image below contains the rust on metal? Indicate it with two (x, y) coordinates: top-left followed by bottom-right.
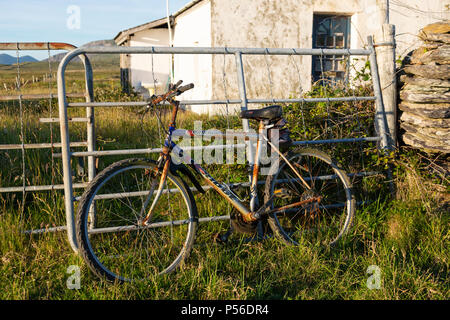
(269, 196), (322, 215)
(0, 42), (77, 51)
(251, 121), (265, 190)
(141, 156), (171, 225)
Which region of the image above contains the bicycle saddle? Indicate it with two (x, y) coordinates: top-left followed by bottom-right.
(240, 105), (282, 121)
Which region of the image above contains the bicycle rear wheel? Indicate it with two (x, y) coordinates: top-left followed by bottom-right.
(265, 148), (355, 246)
(76, 158), (198, 283)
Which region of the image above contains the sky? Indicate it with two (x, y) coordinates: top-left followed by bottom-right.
(0, 0), (192, 60)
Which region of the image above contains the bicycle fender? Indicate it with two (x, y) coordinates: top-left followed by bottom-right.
(169, 162), (206, 194)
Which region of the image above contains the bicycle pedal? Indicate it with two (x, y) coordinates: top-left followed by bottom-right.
(213, 232), (228, 244)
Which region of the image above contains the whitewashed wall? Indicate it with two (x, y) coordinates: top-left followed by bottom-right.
(129, 28), (171, 93)
(173, 0), (213, 114)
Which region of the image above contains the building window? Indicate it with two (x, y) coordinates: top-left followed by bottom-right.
(312, 14), (351, 85)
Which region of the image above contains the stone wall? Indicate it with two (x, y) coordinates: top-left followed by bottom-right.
(399, 21), (450, 153)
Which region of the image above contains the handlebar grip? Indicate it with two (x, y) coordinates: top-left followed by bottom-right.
(169, 80), (183, 91)
(177, 83), (194, 94)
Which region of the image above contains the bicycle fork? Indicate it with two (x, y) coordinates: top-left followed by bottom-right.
(141, 151), (171, 226)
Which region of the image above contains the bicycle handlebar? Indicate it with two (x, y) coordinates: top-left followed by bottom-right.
(140, 81), (194, 114)
(177, 83), (194, 94)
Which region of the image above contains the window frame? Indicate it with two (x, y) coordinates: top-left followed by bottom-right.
(312, 14), (352, 85)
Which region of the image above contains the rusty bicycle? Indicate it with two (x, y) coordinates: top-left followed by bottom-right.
(75, 81), (355, 282)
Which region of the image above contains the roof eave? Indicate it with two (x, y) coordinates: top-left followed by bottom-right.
(114, 17), (170, 45)
(114, 0), (206, 45)
(173, 0), (205, 18)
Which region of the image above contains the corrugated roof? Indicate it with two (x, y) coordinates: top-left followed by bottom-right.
(114, 0), (205, 45)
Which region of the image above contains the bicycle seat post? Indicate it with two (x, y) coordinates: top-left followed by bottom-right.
(249, 120), (267, 213)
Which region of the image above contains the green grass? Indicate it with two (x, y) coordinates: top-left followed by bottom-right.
(1, 196), (447, 299)
(0, 59), (120, 95)
(0, 81), (448, 299)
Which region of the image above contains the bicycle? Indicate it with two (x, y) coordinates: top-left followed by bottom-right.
(75, 81), (355, 283)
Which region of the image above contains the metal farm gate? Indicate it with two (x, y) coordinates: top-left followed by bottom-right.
(0, 37), (393, 253)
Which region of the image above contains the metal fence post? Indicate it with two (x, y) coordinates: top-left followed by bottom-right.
(57, 51), (94, 253)
(57, 63), (78, 252)
(234, 52), (253, 162)
(376, 24), (397, 148)
(368, 36), (395, 195)
(234, 51), (258, 210)
(82, 56), (96, 228)
(368, 36), (391, 151)
(82, 57), (95, 184)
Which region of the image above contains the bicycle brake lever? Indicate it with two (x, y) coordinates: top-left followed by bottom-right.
(138, 95), (158, 115)
(169, 80), (183, 91)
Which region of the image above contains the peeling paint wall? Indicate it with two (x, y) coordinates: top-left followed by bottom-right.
(209, 0), (450, 113)
(210, 0), (364, 113)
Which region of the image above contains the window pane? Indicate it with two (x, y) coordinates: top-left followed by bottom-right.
(316, 34), (326, 47)
(326, 36), (334, 47)
(335, 35), (344, 48)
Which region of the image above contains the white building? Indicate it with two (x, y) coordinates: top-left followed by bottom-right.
(114, 0), (450, 114)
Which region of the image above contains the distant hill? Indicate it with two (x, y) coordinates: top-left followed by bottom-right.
(0, 40), (119, 72)
(42, 39), (118, 65)
(0, 54), (38, 65)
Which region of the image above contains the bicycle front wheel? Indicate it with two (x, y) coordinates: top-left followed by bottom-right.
(76, 158), (198, 283)
(265, 148), (355, 246)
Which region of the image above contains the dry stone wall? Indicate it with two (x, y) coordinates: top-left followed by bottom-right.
(399, 21), (450, 153)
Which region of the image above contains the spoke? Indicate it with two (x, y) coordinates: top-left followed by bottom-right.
(283, 168), (303, 196)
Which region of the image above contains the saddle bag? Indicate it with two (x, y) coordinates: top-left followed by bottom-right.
(268, 117), (292, 151)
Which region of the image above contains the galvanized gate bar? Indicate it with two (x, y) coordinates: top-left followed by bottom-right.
(52, 143), (247, 158)
(39, 117), (90, 123)
(52, 137), (381, 159)
(66, 96), (376, 108)
(0, 182), (89, 193)
(24, 215), (232, 235)
(0, 93), (85, 101)
(0, 141), (88, 150)
(60, 46), (371, 56)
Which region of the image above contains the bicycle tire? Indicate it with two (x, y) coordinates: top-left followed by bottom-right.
(264, 148), (355, 246)
(76, 158), (198, 283)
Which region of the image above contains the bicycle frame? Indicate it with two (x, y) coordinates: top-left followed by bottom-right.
(142, 94), (315, 225)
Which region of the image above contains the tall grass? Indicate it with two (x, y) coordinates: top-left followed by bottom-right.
(0, 84), (448, 300)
